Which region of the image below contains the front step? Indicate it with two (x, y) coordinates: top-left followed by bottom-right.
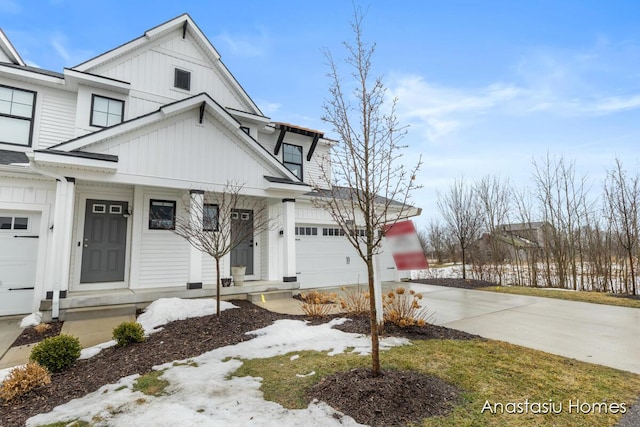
(247, 290), (294, 303)
(60, 304), (137, 322)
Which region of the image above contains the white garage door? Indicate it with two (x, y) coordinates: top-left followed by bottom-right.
(0, 211), (39, 315)
(295, 225), (398, 289)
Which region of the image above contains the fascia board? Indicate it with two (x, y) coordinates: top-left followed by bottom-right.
(32, 151), (118, 173)
(0, 64), (64, 85)
(63, 68), (131, 93)
(0, 29), (25, 66)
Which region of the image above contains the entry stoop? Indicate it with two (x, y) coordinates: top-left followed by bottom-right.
(60, 304), (137, 321)
(247, 290), (294, 303)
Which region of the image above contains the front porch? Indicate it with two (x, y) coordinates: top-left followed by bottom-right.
(39, 280), (299, 322)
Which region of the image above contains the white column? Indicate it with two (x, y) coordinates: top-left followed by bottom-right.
(282, 198), (296, 282)
(187, 190), (204, 288)
(128, 185), (144, 289)
(58, 177), (75, 292)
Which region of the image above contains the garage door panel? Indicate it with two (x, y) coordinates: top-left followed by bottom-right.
(0, 211), (40, 315)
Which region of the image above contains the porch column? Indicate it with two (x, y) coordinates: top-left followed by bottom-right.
(187, 190), (204, 289)
(59, 177), (75, 292)
(282, 198), (296, 282)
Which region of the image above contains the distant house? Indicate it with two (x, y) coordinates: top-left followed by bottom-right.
(473, 221), (552, 262)
(0, 15), (416, 316)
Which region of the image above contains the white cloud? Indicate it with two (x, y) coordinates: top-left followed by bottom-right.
(215, 28), (270, 58)
(49, 32), (93, 66)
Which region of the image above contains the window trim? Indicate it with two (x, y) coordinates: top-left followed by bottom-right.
(283, 143), (303, 180)
(174, 68), (191, 91)
(240, 126), (250, 136)
(203, 203), (219, 232)
(0, 84), (37, 147)
(90, 94), (125, 128)
(149, 199), (177, 230)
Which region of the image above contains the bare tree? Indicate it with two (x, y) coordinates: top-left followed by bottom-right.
(314, 7), (421, 377)
(437, 178), (482, 279)
(172, 182), (273, 315)
(603, 159), (640, 295)
(426, 219), (448, 264)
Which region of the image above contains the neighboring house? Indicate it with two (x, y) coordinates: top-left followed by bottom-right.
(0, 15), (415, 316)
(473, 221), (552, 262)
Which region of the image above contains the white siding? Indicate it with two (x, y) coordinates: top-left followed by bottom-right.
(0, 50), (12, 64)
(0, 176), (56, 205)
(88, 29), (251, 114)
(38, 89), (76, 148)
(92, 110), (281, 189)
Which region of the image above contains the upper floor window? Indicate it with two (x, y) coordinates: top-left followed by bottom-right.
(0, 85), (36, 146)
(283, 143), (303, 180)
(174, 68), (191, 91)
(90, 95), (124, 128)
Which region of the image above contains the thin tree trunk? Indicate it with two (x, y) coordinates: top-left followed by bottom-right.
(215, 257), (221, 316)
(367, 256), (381, 376)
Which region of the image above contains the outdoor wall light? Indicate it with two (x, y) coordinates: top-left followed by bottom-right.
(123, 207), (133, 218)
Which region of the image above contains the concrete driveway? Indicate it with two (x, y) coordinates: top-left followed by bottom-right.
(408, 283), (640, 374)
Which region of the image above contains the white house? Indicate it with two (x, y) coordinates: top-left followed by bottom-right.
(0, 14), (416, 317)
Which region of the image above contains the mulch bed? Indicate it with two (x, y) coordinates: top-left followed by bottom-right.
(11, 322), (64, 347)
(411, 277), (499, 289)
(0, 300), (477, 427)
(309, 368), (459, 426)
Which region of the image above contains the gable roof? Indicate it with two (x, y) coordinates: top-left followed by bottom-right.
(72, 13), (263, 116)
(49, 93), (301, 183)
(0, 29), (25, 66)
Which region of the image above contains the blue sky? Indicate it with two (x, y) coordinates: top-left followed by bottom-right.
(2, 0), (640, 228)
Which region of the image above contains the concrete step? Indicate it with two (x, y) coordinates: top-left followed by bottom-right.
(247, 290), (294, 303)
(62, 304), (137, 321)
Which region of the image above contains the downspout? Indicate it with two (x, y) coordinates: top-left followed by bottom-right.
(26, 156), (68, 320)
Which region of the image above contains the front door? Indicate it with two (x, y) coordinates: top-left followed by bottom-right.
(80, 199), (128, 283)
(230, 209), (254, 275)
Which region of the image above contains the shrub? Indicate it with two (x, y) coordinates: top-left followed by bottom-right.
(34, 323), (51, 334)
(299, 291), (338, 317)
(0, 362), (51, 401)
(112, 321), (146, 347)
(382, 287), (433, 328)
(339, 286), (371, 315)
(30, 334), (81, 372)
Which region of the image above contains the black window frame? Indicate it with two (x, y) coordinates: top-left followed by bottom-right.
(174, 68), (191, 91)
(90, 94), (125, 128)
(203, 203), (219, 232)
(149, 199), (176, 230)
(240, 126), (250, 135)
(283, 143), (303, 180)
(0, 84), (37, 147)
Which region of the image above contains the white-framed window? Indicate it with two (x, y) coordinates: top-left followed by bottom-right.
(295, 226), (317, 236)
(0, 85), (36, 146)
(283, 143), (303, 180)
(149, 199), (176, 230)
(90, 94), (124, 127)
(203, 204), (219, 231)
(0, 216), (29, 230)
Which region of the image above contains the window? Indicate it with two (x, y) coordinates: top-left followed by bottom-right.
(283, 143), (303, 180)
(240, 126), (250, 136)
(174, 68), (191, 91)
(203, 204), (219, 231)
(322, 227), (364, 237)
(90, 95), (124, 127)
(295, 226), (317, 236)
(0, 85), (36, 146)
(0, 216), (28, 230)
(149, 200), (176, 230)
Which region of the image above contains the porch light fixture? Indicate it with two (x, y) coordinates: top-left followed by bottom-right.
(123, 207), (133, 218)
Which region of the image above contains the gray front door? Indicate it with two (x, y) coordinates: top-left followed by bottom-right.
(80, 199), (128, 283)
(230, 209), (254, 275)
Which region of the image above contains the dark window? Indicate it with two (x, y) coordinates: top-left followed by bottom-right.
(174, 68), (191, 91)
(0, 217), (11, 229)
(295, 226), (317, 236)
(240, 126), (250, 135)
(149, 200), (176, 230)
(0, 85), (36, 146)
(13, 217), (28, 230)
(203, 204), (219, 231)
(90, 95), (124, 127)
(0, 216), (29, 230)
(283, 143), (303, 180)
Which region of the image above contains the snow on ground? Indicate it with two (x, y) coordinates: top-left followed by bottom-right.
(26, 299), (409, 427)
(137, 297), (238, 334)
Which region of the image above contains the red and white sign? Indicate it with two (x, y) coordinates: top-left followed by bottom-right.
(383, 220), (429, 270)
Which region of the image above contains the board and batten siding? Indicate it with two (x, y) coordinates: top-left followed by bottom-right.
(88, 29), (251, 114)
(0, 176), (56, 206)
(96, 110), (281, 190)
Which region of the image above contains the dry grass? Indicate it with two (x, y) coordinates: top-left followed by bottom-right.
(298, 290), (338, 317)
(0, 362), (51, 401)
(338, 285), (370, 315)
(480, 286), (640, 308)
(34, 323), (52, 334)
(382, 286), (433, 327)
(234, 340), (640, 426)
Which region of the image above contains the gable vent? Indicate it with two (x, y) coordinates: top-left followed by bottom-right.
(174, 68), (191, 91)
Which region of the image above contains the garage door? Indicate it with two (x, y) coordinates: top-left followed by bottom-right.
(0, 211), (39, 315)
(295, 225), (397, 288)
